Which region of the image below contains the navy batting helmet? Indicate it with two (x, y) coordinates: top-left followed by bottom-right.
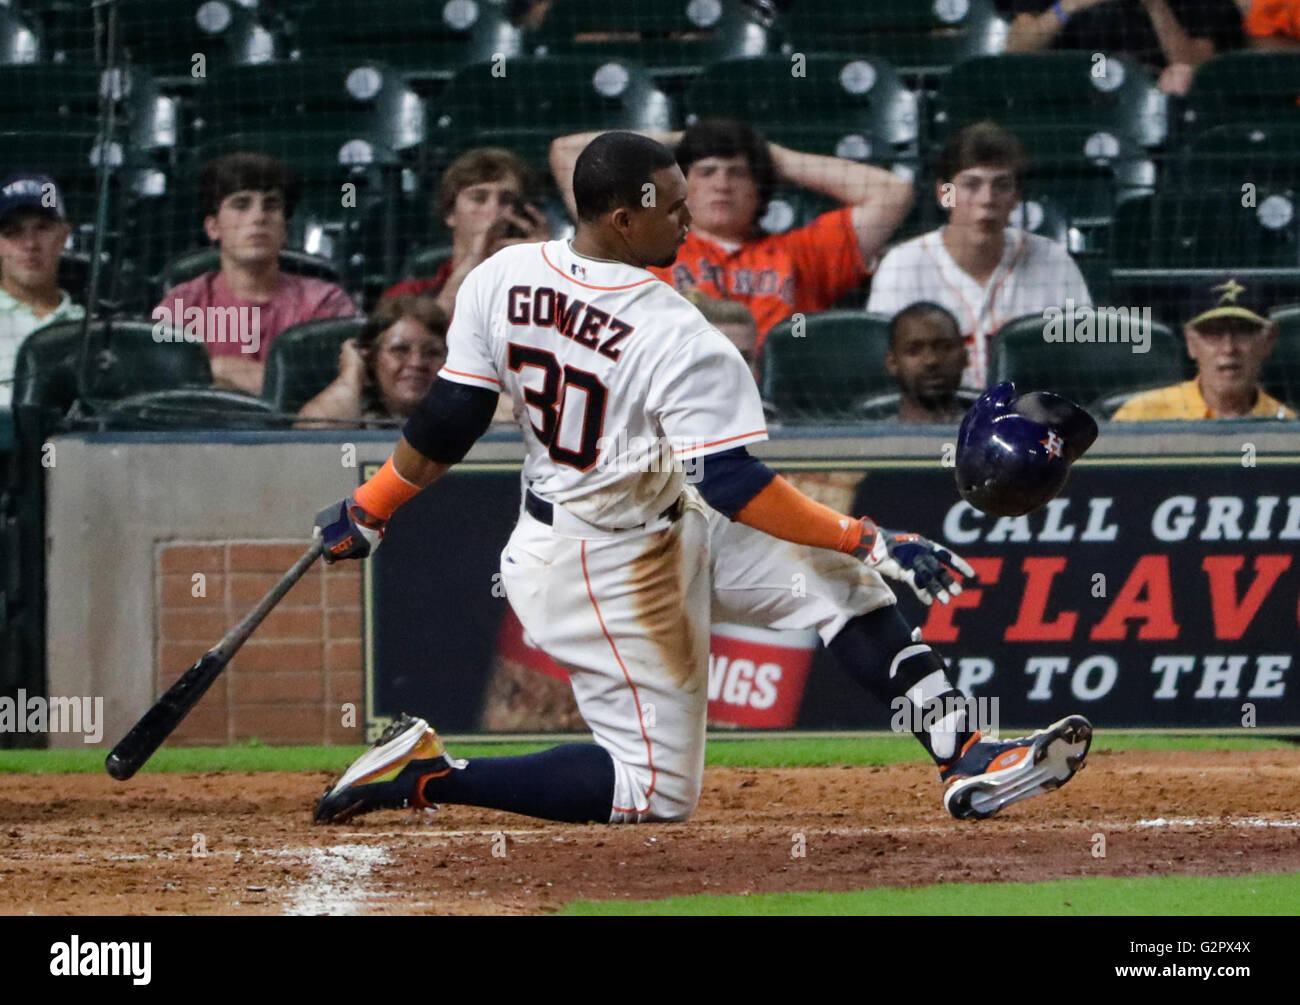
(955, 382), (1098, 517)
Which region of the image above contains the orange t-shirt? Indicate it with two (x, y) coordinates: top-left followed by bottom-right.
(648, 206), (868, 347)
(1246, 0), (1300, 37)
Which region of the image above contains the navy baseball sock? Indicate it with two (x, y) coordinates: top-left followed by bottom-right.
(827, 605), (977, 769)
(418, 742), (615, 823)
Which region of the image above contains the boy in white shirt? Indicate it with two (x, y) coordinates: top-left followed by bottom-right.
(867, 122), (1091, 389)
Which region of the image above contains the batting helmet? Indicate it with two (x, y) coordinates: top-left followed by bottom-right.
(955, 381), (1098, 517)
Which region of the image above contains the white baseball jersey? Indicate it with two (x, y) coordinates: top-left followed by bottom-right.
(866, 227), (1092, 389)
(447, 238), (894, 823)
(440, 239), (768, 530)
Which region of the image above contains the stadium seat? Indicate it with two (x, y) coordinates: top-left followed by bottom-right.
(991, 310), (1187, 412)
(759, 311), (893, 421)
(857, 388), (980, 421)
(295, 0), (524, 84)
(261, 315), (366, 413)
(1263, 305), (1300, 409)
(532, 1), (778, 79)
(116, 0), (280, 80)
(1168, 122), (1300, 192)
(96, 389), (283, 430)
(428, 56), (676, 171)
(161, 248), (342, 294)
(782, 0), (1007, 76)
(1178, 52), (1300, 138)
(0, 5), (41, 63)
(936, 53), (1167, 149)
(1111, 188), (1300, 270)
(685, 55), (919, 167)
(398, 244), (453, 282)
(194, 61), (424, 153)
(11, 318), (213, 425)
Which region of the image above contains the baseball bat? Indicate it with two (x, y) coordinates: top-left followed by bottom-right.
(105, 539), (324, 781)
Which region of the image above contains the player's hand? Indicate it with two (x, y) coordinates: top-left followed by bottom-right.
(313, 495), (386, 563)
(852, 524), (975, 606)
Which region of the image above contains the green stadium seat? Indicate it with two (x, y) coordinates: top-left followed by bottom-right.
(532, 1), (778, 79)
(0, 5), (40, 63)
(295, 0), (523, 84)
(936, 53), (1166, 149)
(97, 388), (283, 430)
(428, 56), (676, 172)
(116, 0), (280, 80)
(11, 318), (213, 425)
(261, 315), (366, 413)
(783, 0), (1006, 76)
(1169, 122), (1300, 191)
(857, 388), (980, 421)
(20, 0), (93, 64)
(195, 61), (424, 153)
(399, 244), (453, 281)
(1111, 188), (1300, 270)
(1262, 304), (1300, 409)
(161, 248), (342, 293)
(991, 310), (1187, 413)
(685, 55), (919, 166)
(759, 311), (893, 421)
(0, 65), (177, 152)
(1178, 52), (1300, 138)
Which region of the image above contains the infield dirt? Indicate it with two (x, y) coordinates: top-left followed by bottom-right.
(1, 748), (1297, 914)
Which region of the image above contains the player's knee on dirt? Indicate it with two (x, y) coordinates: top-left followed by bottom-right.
(607, 754), (703, 824)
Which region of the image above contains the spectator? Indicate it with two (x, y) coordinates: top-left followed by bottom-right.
(1002, 0), (1245, 94)
(683, 289), (761, 381)
(0, 173), (84, 409)
(298, 294), (447, 426)
(154, 152), (356, 396)
(877, 302), (976, 423)
(382, 148), (551, 313)
(1111, 277), (1295, 419)
(1243, 0), (1300, 46)
(550, 118), (913, 349)
(866, 122), (1091, 390)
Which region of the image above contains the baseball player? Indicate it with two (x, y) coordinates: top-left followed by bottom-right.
(313, 132), (1092, 826)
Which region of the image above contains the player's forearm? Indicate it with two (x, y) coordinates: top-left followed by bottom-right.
(734, 475), (871, 554)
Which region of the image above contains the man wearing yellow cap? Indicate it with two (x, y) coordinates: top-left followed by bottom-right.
(1112, 277), (1296, 421)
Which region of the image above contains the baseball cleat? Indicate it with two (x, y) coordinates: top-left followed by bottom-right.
(941, 715), (1092, 820)
(314, 713), (462, 824)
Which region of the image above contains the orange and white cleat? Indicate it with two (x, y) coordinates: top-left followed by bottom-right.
(314, 713), (462, 824)
(941, 715), (1092, 820)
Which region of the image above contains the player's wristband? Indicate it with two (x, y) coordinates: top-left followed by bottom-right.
(353, 457), (421, 521)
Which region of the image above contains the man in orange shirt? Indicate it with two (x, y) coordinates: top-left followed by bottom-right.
(1243, 0), (1300, 46)
(550, 118), (913, 350)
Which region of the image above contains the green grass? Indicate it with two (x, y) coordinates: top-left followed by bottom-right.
(559, 872), (1300, 916)
(1, 732), (1292, 774)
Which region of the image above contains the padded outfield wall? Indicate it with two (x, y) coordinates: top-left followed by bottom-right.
(39, 424), (1300, 748)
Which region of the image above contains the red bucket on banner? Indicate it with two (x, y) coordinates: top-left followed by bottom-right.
(493, 610), (816, 729)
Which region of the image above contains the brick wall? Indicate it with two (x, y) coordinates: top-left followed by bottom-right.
(155, 541), (364, 745)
